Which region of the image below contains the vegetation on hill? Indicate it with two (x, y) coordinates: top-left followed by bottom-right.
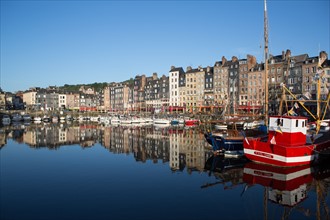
(59, 78), (134, 92)
(60, 82), (109, 92)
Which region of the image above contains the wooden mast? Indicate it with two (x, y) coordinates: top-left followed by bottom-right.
(264, 3), (269, 218)
(264, 0), (269, 126)
(316, 51), (328, 133)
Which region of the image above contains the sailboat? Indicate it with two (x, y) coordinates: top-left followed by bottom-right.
(243, 0), (330, 167)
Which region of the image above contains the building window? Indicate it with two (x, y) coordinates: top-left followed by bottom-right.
(312, 67), (316, 73)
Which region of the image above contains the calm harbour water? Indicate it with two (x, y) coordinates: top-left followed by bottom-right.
(1, 123), (329, 220)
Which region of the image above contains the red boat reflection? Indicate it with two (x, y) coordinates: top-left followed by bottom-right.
(243, 162), (313, 206)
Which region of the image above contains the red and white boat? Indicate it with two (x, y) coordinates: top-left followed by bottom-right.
(243, 58), (330, 167)
(244, 1), (330, 167)
(243, 115), (330, 167)
(184, 119), (199, 126)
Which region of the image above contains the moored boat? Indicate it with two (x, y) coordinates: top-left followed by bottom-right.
(43, 115), (51, 122)
(242, 1), (329, 167)
(214, 124), (227, 130)
(2, 115), (11, 125)
(12, 113), (23, 122)
(243, 115), (330, 167)
(204, 130), (244, 157)
(170, 119), (179, 125)
(120, 118), (132, 124)
(153, 118), (171, 125)
(185, 119), (199, 126)
(110, 117), (121, 124)
(205, 128), (264, 157)
(33, 116), (42, 123)
(22, 114), (31, 121)
(243, 51), (330, 167)
(144, 118), (154, 124)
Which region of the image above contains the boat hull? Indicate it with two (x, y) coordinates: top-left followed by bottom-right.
(243, 136), (330, 167)
(153, 119), (171, 124)
(204, 132), (244, 155)
(185, 120), (199, 126)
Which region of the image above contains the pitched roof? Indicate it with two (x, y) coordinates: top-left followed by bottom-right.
(169, 67), (184, 73)
(291, 54), (308, 63)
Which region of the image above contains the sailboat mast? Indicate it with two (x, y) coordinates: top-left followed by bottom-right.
(264, 0), (269, 126)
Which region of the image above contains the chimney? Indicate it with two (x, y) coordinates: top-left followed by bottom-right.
(247, 54), (257, 70)
(285, 49), (291, 60)
(186, 66), (192, 71)
(319, 51), (328, 66)
(221, 56), (227, 66)
(171, 66), (175, 70)
(232, 56), (238, 62)
(152, 72), (158, 80)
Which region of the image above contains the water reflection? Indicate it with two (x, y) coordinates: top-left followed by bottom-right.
(203, 155), (330, 219)
(1, 123), (329, 219)
(243, 163), (312, 207)
(202, 155), (248, 190)
(0, 123), (211, 172)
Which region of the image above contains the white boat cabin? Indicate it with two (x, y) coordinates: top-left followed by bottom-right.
(268, 116), (308, 146)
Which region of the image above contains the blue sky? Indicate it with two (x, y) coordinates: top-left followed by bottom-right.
(1, 0), (329, 92)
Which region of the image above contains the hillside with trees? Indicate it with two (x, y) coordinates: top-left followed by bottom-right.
(59, 78), (133, 92)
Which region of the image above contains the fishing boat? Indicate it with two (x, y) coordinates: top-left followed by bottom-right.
(205, 128), (264, 157)
(204, 130), (245, 157)
(243, 112), (330, 167)
(184, 118), (199, 126)
(243, 0), (330, 167)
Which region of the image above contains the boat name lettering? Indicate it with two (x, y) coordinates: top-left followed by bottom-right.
(254, 151), (274, 158)
(253, 170), (273, 177)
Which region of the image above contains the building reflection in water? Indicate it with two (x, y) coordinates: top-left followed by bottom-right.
(1, 122), (330, 218)
(0, 123), (211, 172)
